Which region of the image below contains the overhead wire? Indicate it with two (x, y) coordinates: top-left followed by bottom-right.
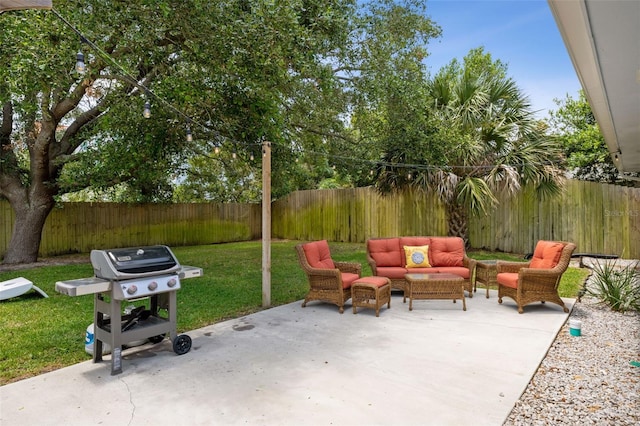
(51, 8), (229, 146)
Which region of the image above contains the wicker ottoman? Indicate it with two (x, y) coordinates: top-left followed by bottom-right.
(351, 276), (391, 317)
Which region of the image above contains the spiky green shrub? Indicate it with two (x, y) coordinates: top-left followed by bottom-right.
(586, 260), (640, 312)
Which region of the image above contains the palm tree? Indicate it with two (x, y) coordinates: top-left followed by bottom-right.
(376, 49), (564, 244)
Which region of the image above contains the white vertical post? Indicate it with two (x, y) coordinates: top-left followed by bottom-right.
(262, 141), (271, 307)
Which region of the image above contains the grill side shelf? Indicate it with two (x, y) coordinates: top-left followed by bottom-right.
(55, 277), (111, 297)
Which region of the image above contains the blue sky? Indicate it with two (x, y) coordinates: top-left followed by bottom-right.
(423, 0), (582, 118)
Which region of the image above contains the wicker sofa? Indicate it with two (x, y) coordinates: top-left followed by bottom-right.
(366, 236), (477, 297)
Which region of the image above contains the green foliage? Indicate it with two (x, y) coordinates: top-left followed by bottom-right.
(332, 0), (442, 188)
(548, 91), (619, 183)
(586, 260), (640, 312)
(2, 0), (443, 204)
(173, 147), (262, 203)
(377, 47), (564, 204)
(370, 47), (564, 240)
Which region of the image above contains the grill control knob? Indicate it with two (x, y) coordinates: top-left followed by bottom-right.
(167, 278), (177, 288)
(148, 281), (158, 291)
(126, 285), (138, 295)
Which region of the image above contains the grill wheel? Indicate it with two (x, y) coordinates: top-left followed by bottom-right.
(173, 334), (192, 355)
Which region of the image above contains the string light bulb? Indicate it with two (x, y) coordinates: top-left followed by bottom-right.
(143, 91), (151, 118)
(232, 152), (237, 159)
(143, 100), (151, 118)
(75, 51), (86, 74)
(75, 36), (88, 75)
(214, 147), (220, 154)
(185, 119), (193, 142)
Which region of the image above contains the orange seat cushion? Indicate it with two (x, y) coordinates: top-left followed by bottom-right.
(341, 273), (360, 289)
(497, 272), (519, 289)
(406, 267), (437, 274)
(529, 241), (565, 269)
(429, 267), (470, 279)
(302, 240), (335, 269)
(375, 267), (409, 279)
(353, 276), (390, 288)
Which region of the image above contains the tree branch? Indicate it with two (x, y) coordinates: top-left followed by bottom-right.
(51, 79), (95, 122)
(290, 121), (352, 142)
(58, 103), (105, 155)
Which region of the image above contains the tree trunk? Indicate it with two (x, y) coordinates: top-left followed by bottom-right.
(2, 196), (55, 264)
(1, 99), (62, 264)
(446, 201), (469, 247)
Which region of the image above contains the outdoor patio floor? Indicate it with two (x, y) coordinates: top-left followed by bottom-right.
(0, 290), (574, 426)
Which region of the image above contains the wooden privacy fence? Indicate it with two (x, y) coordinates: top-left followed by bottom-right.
(272, 180), (640, 259)
(0, 201), (261, 257)
(271, 187), (447, 241)
(468, 180), (640, 258)
(1, 179), (638, 259)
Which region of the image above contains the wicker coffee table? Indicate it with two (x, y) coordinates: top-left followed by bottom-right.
(405, 273), (466, 311)
(474, 260), (497, 298)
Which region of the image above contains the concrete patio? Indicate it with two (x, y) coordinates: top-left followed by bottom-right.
(0, 290), (574, 426)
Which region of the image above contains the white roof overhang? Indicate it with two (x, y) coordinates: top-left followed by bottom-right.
(548, 0), (640, 173)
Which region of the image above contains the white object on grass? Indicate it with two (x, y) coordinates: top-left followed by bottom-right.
(0, 277), (49, 301)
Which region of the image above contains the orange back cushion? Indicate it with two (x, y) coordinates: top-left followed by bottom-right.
(367, 238), (402, 267)
(399, 236), (431, 248)
(302, 240), (335, 269)
(429, 237), (464, 267)
(529, 241), (565, 269)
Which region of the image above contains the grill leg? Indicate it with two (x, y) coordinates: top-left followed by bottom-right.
(94, 294), (103, 363)
(168, 290), (178, 342)
(109, 298), (123, 375)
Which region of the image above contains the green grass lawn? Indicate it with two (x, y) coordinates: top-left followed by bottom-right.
(0, 240), (590, 385)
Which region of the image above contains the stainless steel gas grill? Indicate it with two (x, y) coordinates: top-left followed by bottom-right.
(56, 245), (202, 375)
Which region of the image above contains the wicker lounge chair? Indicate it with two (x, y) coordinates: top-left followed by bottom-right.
(296, 240), (362, 314)
(496, 241), (576, 313)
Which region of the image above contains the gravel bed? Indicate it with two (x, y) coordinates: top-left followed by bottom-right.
(504, 294), (640, 425)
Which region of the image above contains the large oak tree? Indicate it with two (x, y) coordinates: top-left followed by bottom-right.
(1, 0), (440, 263)
(1, 0), (349, 262)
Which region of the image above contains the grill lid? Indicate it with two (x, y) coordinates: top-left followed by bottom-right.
(91, 245), (180, 280)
